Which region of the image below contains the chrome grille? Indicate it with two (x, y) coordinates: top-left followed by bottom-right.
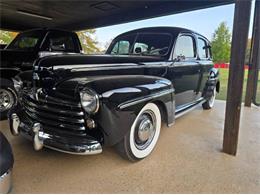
(21, 89), (86, 136)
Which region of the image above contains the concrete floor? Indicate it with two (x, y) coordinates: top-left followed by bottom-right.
(0, 100), (259, 193)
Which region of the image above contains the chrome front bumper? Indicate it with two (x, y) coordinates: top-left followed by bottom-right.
(9, 113), (102, 155)
(0, 169), (12, 194)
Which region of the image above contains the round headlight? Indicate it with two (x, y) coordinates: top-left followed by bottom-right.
(79, 88), (99, 114)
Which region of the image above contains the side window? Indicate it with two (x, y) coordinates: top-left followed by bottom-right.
(14, 37), (38, 49)
(133, 33), (172, 56)
(197, 38), (208, 59)
(43, 32), (76, 52)
(173, 35), (196, 59)
(133, 42), (148, 54)
(110, 34), (136, 55)
(111, 40), (130, 55)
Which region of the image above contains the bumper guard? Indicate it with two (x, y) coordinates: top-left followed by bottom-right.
(9, 113), (102, 155)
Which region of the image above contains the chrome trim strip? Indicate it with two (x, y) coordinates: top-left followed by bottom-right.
(70, 65), (144, 72)
(118, 89), (174, 109)
(53, 63), (142, 70)
(52, 63), (169, 72)
(44, 144), (102, 155)
(175, 97), (205, 119)
(0, 169), (12, 194)
(68, 64), (170, 72)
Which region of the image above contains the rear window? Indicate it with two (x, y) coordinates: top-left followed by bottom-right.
(108, 33), (172, 56)
(7, 30), (44, 50)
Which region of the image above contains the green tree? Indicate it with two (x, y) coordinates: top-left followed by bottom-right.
(0, 30), (17, 44)
(211, 22), (231, 63)
(245, 38), (251, 65)
(76, 29), (100, 54)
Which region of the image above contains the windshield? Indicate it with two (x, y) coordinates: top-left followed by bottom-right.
(107, 33), (173, 57)
(7, 30), (45, 51)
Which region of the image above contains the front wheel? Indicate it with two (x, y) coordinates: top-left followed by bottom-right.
(202, 87), (216, 110)
(0, 87), (17, 120)
(115, 103), (161, 161)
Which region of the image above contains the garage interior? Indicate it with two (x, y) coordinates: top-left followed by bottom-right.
(0, 0), (259, 193)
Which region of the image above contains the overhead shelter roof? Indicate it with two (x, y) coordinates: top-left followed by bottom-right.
(0, 0), (234, 32)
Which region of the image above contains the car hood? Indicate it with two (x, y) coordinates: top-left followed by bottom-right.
(25, 54), (167, 99)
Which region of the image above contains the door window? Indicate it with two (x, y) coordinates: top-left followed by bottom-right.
(108, 33), (172, 56)
(173, 35), (196, 60)
(111, 40), (131, 55)
(133, 33), (172, 56)
(110, 34), (136, 55)
(197, 38), (208, 59)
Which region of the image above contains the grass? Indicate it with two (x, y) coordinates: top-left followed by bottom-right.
(216, 68), (260, 104)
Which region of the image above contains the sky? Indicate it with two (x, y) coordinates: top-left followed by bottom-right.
(95, 3), (255, 50)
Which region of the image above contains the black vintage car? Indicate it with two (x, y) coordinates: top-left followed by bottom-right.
(0, 28), (82, 119)
(0, 132), (14, 193)
(9, 27), (219, 161)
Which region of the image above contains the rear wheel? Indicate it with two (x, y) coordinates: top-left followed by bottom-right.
(202, 87), (216, 110)
(0, 87), (16, 120)
(116, 103), (161, 161)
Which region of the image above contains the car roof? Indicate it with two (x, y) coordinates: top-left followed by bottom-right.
(114, 26), (210, 42)
(20, 28), (76, 34)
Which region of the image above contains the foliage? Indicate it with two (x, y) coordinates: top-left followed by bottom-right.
(0, 30), (17, 44)
(211, 22), (231, 63)
(76, 29), (100, 54)
(216, 68), (260, 103)
(245, 38), (252, 65)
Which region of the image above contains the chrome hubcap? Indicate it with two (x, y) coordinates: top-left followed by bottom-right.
(0, 89), (14, 112)
(135, 110), (156, 150)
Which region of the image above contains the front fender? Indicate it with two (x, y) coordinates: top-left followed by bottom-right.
(81, 75), (175, 146)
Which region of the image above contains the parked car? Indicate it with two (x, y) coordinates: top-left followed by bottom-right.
(0, 132), (14, 193)
(0, 28), (83, 120)
(9, 27), (219, 161)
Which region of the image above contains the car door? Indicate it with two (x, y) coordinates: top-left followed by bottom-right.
(196, 36), (214, 96)
(167, 33), (201, 107)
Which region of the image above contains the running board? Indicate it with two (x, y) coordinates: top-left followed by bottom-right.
(175, 98), (205, 119)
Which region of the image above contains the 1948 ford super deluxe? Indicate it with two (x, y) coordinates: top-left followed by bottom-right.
(9, 27), (219, 161)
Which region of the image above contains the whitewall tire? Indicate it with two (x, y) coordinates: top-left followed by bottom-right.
(116, 103), (161, 161)
(202, 87), (216, 110)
